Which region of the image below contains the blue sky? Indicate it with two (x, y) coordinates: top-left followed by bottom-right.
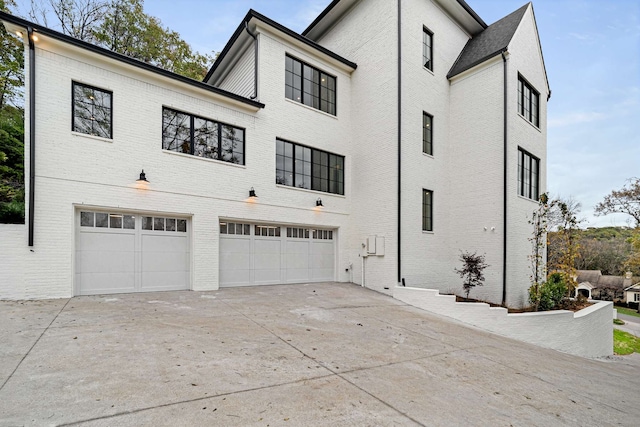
(16, 0), (640, 228)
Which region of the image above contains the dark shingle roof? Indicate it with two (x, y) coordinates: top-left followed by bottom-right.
(447, 3), (529, 78)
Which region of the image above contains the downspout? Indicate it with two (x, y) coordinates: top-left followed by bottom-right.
(397, 0), (402, 284)
(501, 51), (508, 306)
(244, 22), (258, 100)
(27, 27), (35, 247)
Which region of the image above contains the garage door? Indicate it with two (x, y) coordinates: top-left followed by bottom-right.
(75, 210), (190, 295)
(219, 221), (335, 287)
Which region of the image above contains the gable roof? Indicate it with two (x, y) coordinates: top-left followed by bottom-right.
(447, 3), (529, 78)
(204, 9), (357, 85)
(0, 11), (264, 110)
(303, 0), (488, 40)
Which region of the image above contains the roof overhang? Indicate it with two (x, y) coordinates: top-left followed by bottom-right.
(205, 9), (357, 86)
(0, 11), (264, 111)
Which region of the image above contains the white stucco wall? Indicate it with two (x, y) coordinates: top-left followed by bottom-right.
(395, 286), (613, 358)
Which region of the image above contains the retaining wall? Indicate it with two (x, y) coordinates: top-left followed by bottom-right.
(394, 286), (613, 358)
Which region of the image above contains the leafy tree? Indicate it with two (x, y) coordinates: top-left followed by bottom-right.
(595, 178), (640, 227)
(547, 196), (583, 292)
(30, 0), (214, 80)
(454, 251), (489, 300)
(0, 0), (24, 109)
(625, 229), (640, 275)
(0, 105), (24, 223)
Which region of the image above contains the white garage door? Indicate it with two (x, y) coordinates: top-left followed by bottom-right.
(76, 210), (190, 295)
(219, 222), (335, 287)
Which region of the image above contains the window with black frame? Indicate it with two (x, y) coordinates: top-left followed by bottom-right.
(72, 82), (112, 139)
(422, 189), (433, 231)
(423, 27), (433, 71)
(285, 55), (336, 115)
(518, 148), (539, 200)
(517, 75), (540, 127)
(276, 139), (344, 195)
(423, 112), (433, 155)
(162, 107), (244, 165)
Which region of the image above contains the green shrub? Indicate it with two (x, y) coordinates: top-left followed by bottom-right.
(528, 273), (568, 311)
(0, 199), (25, 224)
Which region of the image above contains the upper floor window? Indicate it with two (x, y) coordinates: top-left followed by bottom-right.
(72, 82), (112, 139)
(518, 148), (539, 200)
(162, 107), (245, 165)
(423, 112), (433, 155)
(285, 55), (336, 115)
(518, 75), (539, 127)
(276, 138), (344, 195)
(423, 27), (433, 71)
(422, 189), (433, 231)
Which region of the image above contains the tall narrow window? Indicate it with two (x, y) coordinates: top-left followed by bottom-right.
(162, 107), (245, 165)
(423, 27), (433, 71)
(518, 148), (539, 200)
(276, 139), (344, 195)
(72, 82), (113, 138)
(423, 112), (433, 155)
(285, 55), (336, 115)
(422, 189), (433, 231)
(517, 75), (540, 127)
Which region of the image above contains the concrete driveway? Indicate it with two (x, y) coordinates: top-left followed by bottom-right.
(1, 283), (639, 426)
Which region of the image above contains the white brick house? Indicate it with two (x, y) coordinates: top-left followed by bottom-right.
(0, 0), (549, 307)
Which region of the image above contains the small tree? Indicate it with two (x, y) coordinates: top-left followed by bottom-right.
(528, 193), (558, 310)
(455, 251), (489, 300)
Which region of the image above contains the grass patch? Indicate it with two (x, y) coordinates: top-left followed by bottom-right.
(615, 307), (640, 318)
(613, 329), (640, 355)
(613, 319), (625, 325)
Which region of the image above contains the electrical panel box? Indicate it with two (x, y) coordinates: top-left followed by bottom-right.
(367, 236), (376, 254)
(366, 235), (385, 256)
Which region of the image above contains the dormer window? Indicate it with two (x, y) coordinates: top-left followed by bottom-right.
(285, 55), (336, 115)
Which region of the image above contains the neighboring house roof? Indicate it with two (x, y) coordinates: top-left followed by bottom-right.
(576, 270), (634, 290)
(577, 270), (603, 285)
(447, 3), (528, 78)
(0, 11), (264, 110)
(204, 9), (357, 85)
(624, 283), (640, 292)
(597, 275), (628, 290)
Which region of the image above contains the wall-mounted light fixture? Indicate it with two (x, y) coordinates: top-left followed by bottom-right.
(15, 30), (23, 38)
(316, 198), (323, 207)
(137, 170), (149, 183)
(249, 187), (257, 198)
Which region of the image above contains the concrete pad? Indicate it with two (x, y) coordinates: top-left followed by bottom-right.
(75, 376), (420, 427)
(1, 283), (639, 426)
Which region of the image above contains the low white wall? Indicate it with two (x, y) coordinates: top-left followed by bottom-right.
(0, 224), (28, 300)
(394, 286), (613, 358)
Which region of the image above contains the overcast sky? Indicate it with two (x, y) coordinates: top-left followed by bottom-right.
(16, 0), (640, 228)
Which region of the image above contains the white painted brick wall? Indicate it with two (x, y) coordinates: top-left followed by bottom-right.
(395, 286), (613, 358)
(1, 30), (354, 299)
(1, 1), (548, 304)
